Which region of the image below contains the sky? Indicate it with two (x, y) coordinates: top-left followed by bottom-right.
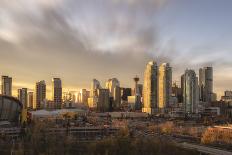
(0, 0), (232, 98)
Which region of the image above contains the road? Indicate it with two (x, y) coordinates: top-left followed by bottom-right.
(180, 142), (232, 155)
(136, 131), (232, 155)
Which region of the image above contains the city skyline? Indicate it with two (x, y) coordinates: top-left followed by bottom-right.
(0, 63), (224, 100)
(1, 0), (232, 98)
(1, 1), (232, 154)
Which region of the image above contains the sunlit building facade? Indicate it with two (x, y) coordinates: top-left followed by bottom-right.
(106, 78), (121, 109)
(79, 89), (89, 105)
(1, 76), (12, 96)
(158, 63), (172, 110)
(182, 69), (199, 114)
(88, 79), (101, 108)
(142, 61), (158, 114)
(90, 79), (101, 97)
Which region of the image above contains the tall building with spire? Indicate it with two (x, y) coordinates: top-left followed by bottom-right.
(142, 61), (158, 114)
(182, 69), (199, 114)
(158, 63), (172, 110)
(133, 76), (142, 110)
(35, 80), (46, 109)
(1, 76), (12, 96)
(52, 78), (62, 109)
(199, 67), (213, 103)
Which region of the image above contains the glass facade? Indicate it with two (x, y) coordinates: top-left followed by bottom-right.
(0, 95), (22, 122)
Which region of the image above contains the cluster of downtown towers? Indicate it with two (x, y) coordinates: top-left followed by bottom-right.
(143, 61), (213, 114)
(0, 60), (213, 114)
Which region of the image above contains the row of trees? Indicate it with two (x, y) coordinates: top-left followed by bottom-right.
(0, 122), (199, 155)
(147, 121), (203, 138)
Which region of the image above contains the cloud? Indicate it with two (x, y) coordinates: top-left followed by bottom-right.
(0, 0), (231, 97)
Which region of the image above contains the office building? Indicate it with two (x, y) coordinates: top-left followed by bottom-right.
(199, 67), (213, 103)
(142, 61), (158, 114)
(121, 88), (132, 101)
(88, 79), (101, 108)
(158, 63), (172, 110)
(1, 76), (12, 96)
(182, 69), (199, 114)
(52, 78), (62, 109)
(106, 78), (121, 109)
(97, 89), (110, 112)
(221, 91), (232, 102)
(90, 79), (101, 97)
(79, 89), (89, 105)
(35, 80), (46, 109)
(18, 88), (27, 108)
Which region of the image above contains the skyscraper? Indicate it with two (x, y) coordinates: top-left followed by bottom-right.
(18, 88), (28, 108)
(142, 61), (158, 114)
(35, 80), (46, 109)
(79, 89), (89, 105)
(90, 79), (101, 97)
(182, 69), (199, 114)
(106, 78), (121, 109)
(88, 79), (101, 108)
(1, 76), (12, 96)
(97, 88), (110, 112)
(52, 78), (62, 109)
(199, 67), (213, 103)
(172, 82), (182, 103)
(158, 63), (172, 110)
(28, 92), (34, 109)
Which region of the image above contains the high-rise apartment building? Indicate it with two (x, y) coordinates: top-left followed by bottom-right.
(182, 69), (199, 114)
(199, 67), (213, 103)
(35, 80), (46, 109)
(1, 76), (12, 96)
(28, 92), (34, 109)
(18, 88), (27, 108)
(52, 78), (62, 109)
(158, 63), (172, 110)
(172, 82), (182, 103)
(142, 61), (158, 114)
